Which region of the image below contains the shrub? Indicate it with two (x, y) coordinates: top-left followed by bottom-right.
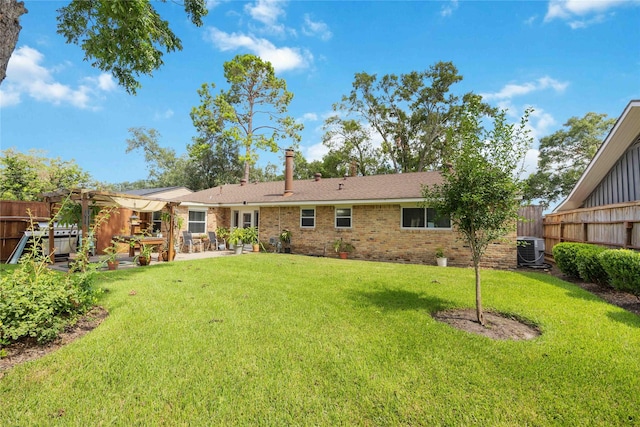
(553, 242), (593, 278)
(598, 249), (640, 295)
(575, 245), (609, 285)
(0, 253), (100, 345)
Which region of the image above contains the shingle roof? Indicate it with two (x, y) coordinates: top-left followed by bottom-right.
(176, 171), (443, 206)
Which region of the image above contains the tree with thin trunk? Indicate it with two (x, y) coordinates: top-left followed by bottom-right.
(196, 54), (303, 182)
(422, 98), (532, 325)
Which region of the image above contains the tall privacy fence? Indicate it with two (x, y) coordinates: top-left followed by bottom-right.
(543, 201), (640, 256)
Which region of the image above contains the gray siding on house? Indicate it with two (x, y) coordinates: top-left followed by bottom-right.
(584, 137), (640, 208)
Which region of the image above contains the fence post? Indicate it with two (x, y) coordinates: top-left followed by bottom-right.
(625, 221), (633, 248)
(582, 222), (589, 244)
(560, 221), (565, 243)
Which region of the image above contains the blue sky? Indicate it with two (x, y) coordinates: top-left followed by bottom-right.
(1, 0), (639, 184)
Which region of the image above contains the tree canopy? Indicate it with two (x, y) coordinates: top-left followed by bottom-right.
(423, 99), (533, 325)
(523, 112), (616, 207)
(1, 0), (207, 93)
(332, 62), (493, 173)
(0, 148), (94, 200)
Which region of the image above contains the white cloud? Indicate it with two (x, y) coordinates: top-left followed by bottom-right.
(440, 0), (459, 17)
(154, 109), (175, 120)
(544, 0), (638, 27)
(481, 76), (569, 101)
(205, 27), (312, 72)
(2, 46), (113, 109)
(302, 14), (332, 41)
(244, 0), (287, 34)
(305, 142), (329, 162)
(300, 112), (318, 122)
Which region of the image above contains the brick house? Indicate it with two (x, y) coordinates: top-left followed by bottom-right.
(174, 150), (516, 268)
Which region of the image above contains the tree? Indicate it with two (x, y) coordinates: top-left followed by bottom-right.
(1, 0), (207, 94)
(321, 116), (387, 176)
(523, 112), (616, 207)
(422, 99), (533, 325)
(189, 83), (243, 189)
(125, 127), (189, 187)
(335, 62), (492, 173)
(0, 148), (93, 200)
(198, 54), (303, 182)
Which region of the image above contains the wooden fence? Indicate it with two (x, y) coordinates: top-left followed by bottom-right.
(543, 201), (640, 255)
(518, 205), (544, 238)
(0, 201), (50, 262)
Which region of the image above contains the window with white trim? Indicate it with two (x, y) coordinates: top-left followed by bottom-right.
(335, 207), (352, 228)
(300, 208), (315, 228)
(401, 207), (451, 229)
(188, 209), (207, 234)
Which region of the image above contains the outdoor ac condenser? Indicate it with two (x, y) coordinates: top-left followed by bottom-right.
(517, 237), (546, 267)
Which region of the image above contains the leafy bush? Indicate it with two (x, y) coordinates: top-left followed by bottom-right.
(575, 245), (609, 285)
(598, 249), (640, 295)
(552, 242), (593, 278)
(0, 253), (100, 345)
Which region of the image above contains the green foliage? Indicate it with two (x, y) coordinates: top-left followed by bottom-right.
(0, 148), (93, 201)
(0, 252), (99, 345)
(598, 249), (640, 295)
(196, 54), (303, 182)
(422, 97), (532, 324)
(332, 238), (355, 253)
(335, 62), (494, 173)
(242, 226), (259, 244)
(552, 242), (593, 278)
(227, 227), (245, 246)
(56, 0), (207, 94)
(575, 245), (609, 285)
(523, 112), (616, 207)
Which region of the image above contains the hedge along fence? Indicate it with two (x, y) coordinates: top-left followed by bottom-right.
(553, 242), (640, 295)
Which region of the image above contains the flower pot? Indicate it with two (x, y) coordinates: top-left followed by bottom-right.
(138, 256), (151, 266)
(437, 257), (448, 267)
(234, 245), (243, 255)
(339, 252), (348, 259)
(107, 260), (119, 270)
(252, 243), (260, 252)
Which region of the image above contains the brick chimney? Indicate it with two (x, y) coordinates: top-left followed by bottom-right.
(314, 172), (322, 182)
(284, 148), (294, 196)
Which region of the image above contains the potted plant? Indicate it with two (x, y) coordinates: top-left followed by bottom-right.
(279, 229), (292, 253)
(435, 247), (447, 267)
(102, 240), (123, 270)
(243, 226), (260, 252)
(136, 243), (154, 266)
(333, 238), (355, 259)
(228, 227), (245, 255)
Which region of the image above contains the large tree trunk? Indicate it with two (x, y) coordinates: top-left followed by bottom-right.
(0, 0), (27, 85)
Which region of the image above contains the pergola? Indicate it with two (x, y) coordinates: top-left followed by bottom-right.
(41, 188), (179, 263)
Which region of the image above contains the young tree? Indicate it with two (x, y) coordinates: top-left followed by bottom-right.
(197, 54), (303, 182)
(523, 112), (616, 207)
(1, 0), (207, 93)
(423, 99), (533, 325)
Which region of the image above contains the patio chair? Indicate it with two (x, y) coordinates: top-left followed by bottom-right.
(182, 231), (202, 253)
(208, 231), (226, 251)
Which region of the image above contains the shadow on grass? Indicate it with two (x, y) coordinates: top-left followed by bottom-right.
(607, 311), (640, 328)
(350, 287), (453, 314)
(514, 269), (604, 304)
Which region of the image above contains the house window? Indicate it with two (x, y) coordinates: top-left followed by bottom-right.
(300, 208), (315, 228)
(335, 207), (352, 228)
(188, 210), (207, 234)
(401, 207), (451, 229)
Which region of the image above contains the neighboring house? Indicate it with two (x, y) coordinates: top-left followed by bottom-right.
(175, 150), (516, 268)
(544, 100), (640, 252)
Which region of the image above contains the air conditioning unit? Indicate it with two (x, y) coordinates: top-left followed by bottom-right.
(517, 237), (546, 267)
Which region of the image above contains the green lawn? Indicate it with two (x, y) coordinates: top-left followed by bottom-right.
(1, 254), (639, 425)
